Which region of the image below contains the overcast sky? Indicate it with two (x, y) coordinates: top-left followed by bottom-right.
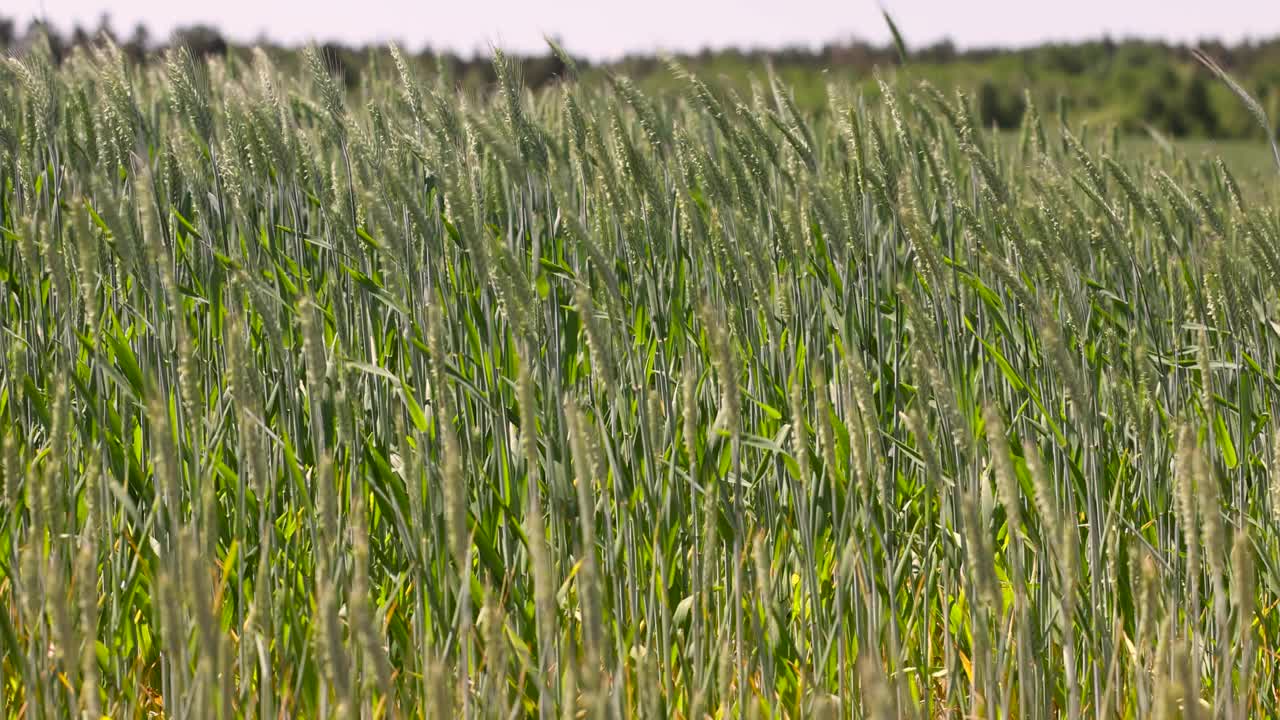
(10, 1), (1280, 60)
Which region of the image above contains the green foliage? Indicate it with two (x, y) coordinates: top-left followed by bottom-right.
(1, 34), (1279, 719)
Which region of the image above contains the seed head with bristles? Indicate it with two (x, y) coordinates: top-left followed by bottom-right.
(984, 405), (1022, 536)
(575, 283), (617, 393)
(564, 398), (598, 554)
(789, 375), (812, 483)
(1022, 440), (1061, 547)
(1174, 425), (1200, 573)
(1231, 530), (1255, 639)
(1196, 447), (1226, 582)
(702, 301), (740, 436)
(517, 342), (539, 473)
(813, 366), (841, 487)
(682, 365), (699, 464)
(440, 408), (468, 573)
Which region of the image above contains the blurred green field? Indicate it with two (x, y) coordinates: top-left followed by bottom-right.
(991, 130), (1279, 199)
(1163, 137), (1278, 185)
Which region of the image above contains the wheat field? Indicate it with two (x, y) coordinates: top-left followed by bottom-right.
(2, 35), (1280, 718)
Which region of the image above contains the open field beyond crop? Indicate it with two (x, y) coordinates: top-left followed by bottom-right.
(3, 37), (1280, 718)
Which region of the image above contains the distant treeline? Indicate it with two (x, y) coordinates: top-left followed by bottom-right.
(2, 13), (1279, 140)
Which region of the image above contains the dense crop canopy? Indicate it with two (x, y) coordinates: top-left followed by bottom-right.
(2, 35), (1280, 718)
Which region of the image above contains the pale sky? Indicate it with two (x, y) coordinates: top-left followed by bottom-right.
(10, 0), (1280, 60)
